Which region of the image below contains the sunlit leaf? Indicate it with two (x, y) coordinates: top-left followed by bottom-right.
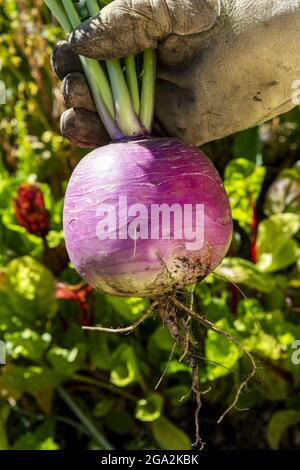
(256, 214), (300, 272)
(206, 319), (240, 380)
(6, 256), (57, 320)
(224, 158), (266, 232)
(0, 364), (61, 395)
(135, 392), (164, 422)
(110, 345), (144, 388)
(106, 296), (149, 321)
(5, 329), (51, 361)
(215, 257), (281, 293)
(264, 164), (300, 216)
(47, 345), (86, 377)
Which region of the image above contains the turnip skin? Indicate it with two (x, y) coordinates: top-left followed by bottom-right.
(63, 137), (233, 297)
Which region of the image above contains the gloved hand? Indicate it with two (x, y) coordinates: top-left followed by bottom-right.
(52, 0), (300, 148)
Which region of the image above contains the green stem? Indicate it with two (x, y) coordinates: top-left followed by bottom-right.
(45, 0), (156, 139)
(86, 0), (102, 15)
(90, 1), (143, 137)
(44, 0), (71, 33)
(60, 0), (80, 29)
(80, 57), (121, 140)
(106, 59), (143, 137)
(63, 0), (115, 117)
(57, 386), (114, 450)
(48, 0), (119, 139)
(83, 59), (115, 121)
(140, 49), (156, 133)
(125, 56), (140, 115)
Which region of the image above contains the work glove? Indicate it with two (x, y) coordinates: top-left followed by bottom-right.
(52, 0), (300, 148)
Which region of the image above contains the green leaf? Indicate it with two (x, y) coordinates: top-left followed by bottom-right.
(256, 214), (300, 272)
(88, 332), (113, 371)
(150, 417), (191, 450)
(0, 290), (27, 332)
(197, 284), (231, 323)
(135, 392), (164, 422)
(149, 327), (174, 352)
(267, 410), (300, 450)
(0, 216), (43, 263)
(0, 178), (20, 213)
(46, 230), (64, 249)
(215, 257), (280, 293)
(47, 345), (86, 377)
(0, 365), (61, 395)
(165, 361), (191, 376)
(110, 345), (144, 388)
(110, 366), (136, 388)
(34, 419), (55, 442)
(6, 256), (57, 320)
(5, 329), (51, 361)
(37, 437), (59, 450)
(106, 296), (149, 321)
(234, 298), (269, 332)
(235, 303), (289, 360)
(147, 326), (175, 366)
(224, 158), (266, 232)
(11, 433), (59, 451)
(93, 398), (116, 418)
(11, 415), (57, 450)
(11, 433), (38, 450)
(264, 165), (300, 216)
(244, 332), (282, 360)
(206, 319), (240, 381)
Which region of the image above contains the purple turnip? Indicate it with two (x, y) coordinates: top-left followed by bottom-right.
(63, 137), (232, 297)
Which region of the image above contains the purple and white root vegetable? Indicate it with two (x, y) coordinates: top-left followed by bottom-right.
(64, 137), (232, 297)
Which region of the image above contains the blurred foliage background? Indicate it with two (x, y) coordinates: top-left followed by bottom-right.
(1, 0), (300, 451)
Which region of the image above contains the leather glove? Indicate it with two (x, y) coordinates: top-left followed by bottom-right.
(52, 0), (300, 148)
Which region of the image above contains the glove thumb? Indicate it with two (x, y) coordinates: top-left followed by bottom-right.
(69, 0), (219, 59)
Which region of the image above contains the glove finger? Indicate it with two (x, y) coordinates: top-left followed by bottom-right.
(61, 73), (96, 112)
(69, 0), (219, 60)
(52, 40), (82, 80)
(60, 108), (110, 148)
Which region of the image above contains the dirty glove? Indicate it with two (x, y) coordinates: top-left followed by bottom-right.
(52, 0), (300, 148)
